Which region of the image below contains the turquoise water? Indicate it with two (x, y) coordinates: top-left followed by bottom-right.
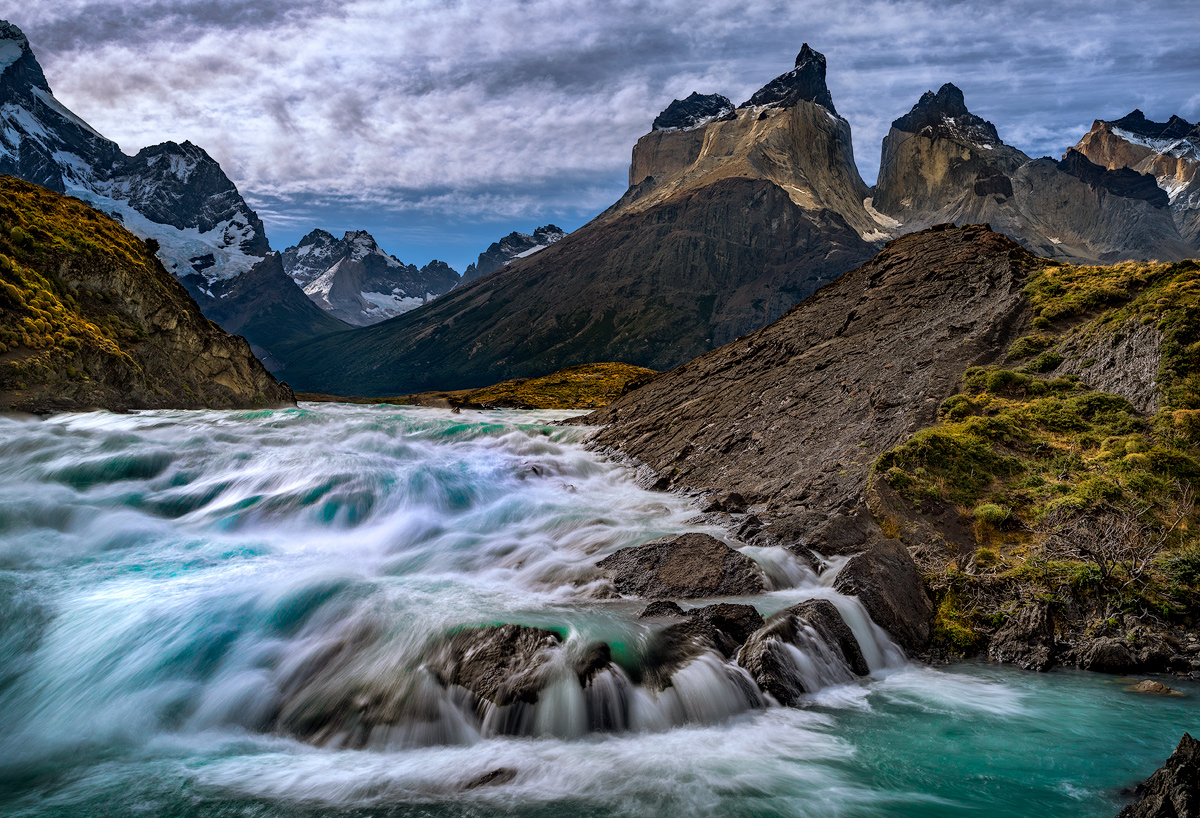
(0, 404), (1194, 817)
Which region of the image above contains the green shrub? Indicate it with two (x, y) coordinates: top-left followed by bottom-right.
(1163, 546), (1200, 586)
(1008, 334), (1059, 360)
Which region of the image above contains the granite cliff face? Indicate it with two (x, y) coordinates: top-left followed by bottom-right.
(873, 85), (1193, 263)
(1073, 111), (1200, 250)
(0, 177), (292, 412)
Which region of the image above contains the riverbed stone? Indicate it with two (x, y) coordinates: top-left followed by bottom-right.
(597, 533), (765, 599)
(427, 624), (562, 706)
(832, 536), (933, 654)
(738, 599), (869, 706)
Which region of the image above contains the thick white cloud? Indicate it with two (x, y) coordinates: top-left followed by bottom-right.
(6, 0), (1199, 240)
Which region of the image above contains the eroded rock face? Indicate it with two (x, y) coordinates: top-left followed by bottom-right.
(1117, 733), (1200, 818)
(597, 533), (765, 599)
(832, 538), (933, 655)
(988, 602), (1057, 672)
(1079, 637), (1136, 673)
(738, 599), (869, 706)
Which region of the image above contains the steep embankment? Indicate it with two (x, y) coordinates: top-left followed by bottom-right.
(581, 224), (1200, 672)
(872, 255), (1200, 670)
(280, 176), (872, 396)
(0, 177), (293, 412)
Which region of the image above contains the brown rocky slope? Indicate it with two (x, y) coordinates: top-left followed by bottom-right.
(575, 224), (1200, 669)
(0, 177), (294, 413)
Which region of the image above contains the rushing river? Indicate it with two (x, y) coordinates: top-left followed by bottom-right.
(0, 404), (1195, 818)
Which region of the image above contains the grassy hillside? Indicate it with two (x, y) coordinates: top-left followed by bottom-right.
(872, 257), (1200, 657)
(0, 176), (291, 412)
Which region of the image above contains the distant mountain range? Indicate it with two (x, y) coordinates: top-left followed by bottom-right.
(459, 225), (567, 284)
(3, 19), (1197, 397)
(277, 44), (1198, 396)
(281, 229), (459, 326)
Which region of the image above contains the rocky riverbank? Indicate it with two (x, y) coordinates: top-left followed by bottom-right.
(574, 224), (1200, 676)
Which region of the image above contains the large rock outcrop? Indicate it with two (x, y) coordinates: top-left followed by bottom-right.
(1118, 734), (1200, 818)
(0, 177), (293, 412)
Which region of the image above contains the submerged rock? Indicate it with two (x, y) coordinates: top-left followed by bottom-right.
(597, 533), (765, 599)
(1118, 733), (1200, 817)
(738, 599), (869, 706)
(638, 601), (686, 618)
(1126, 680), (1182, 696)
(988, 602), (1057, 671)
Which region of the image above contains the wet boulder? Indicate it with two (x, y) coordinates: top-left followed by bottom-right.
(1079, 637), (1136, 673)
(1118, 733), (1200, 818)
(426, 624), (562, 706)
(597, 533), (765, 599)
(738, 599), (869, 706)
(640, 602), (764, 691)
(988, 602), (1057, 672)
(832, 537), (933, 654)
(638, 600), (686, 618)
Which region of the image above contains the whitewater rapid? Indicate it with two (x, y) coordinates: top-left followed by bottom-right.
(0, 404), (1194, 818)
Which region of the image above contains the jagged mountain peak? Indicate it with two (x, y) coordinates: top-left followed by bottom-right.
(652, 92), (735, 132)
(1110, 109), (1198, 141)
(891, 82), (1000, 146)
(298, 228), (337, 246)
(739, 43), (837, 115)
(0, 20), (49, 92)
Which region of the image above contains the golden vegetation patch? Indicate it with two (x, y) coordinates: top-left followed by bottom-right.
(297, 362), (659, 410)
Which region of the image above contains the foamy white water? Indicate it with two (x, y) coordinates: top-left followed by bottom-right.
(0, 404), (1195, 817)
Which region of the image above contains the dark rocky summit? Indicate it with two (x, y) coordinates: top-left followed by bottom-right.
(891, 83), (1000, 146)
(597, 533), (765, 599)
(0, 177), (293, 412)
(459, 224), (567, 284)
(740, 44), (837, 114)
(652, 92), (735, 131)
(1118, 734), (1200, 818)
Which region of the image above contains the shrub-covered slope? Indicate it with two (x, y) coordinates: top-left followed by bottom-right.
(0, 177), (293, 413)
(872, 257), (1200, 668)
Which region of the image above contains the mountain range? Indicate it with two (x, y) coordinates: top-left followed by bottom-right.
(459, 225), (567, 284)
(278, 44), (1199, 396)
(281, 229), (460, 326)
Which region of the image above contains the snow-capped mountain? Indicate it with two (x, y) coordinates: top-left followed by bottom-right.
(281, 229), (460, 326)
(459, 225), (567, 284)
(0, 21), (269, 283)
(0, 19), (350, 370)
(1074, 110), (1200, 249)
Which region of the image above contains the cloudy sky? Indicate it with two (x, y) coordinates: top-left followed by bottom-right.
(6, 0), (1199, 270)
